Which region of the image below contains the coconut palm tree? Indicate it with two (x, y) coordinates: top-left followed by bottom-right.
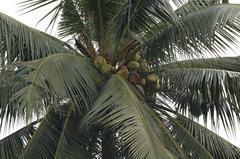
(1, 0), (240, 158)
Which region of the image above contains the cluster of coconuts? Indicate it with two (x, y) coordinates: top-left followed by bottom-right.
(94, 53), (160, 92)
(94, 55), (115, 74)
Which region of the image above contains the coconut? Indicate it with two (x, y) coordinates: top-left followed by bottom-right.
(94, 55), (107, 69)
(101, 64), (113, 73)
(155, 81), (160, 90)
(127, 61), (140, 70)
(141, 78), (147, 86)
(116, 66), (129, 80)
(132, 53), (141, 61)
(129, 71), (140, 84)
(140, 62), (150, 72)
(147, 74), (158, 82)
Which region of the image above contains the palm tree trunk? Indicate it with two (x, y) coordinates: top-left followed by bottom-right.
(102, 129), (116, 159)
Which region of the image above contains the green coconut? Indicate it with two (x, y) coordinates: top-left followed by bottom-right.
(127, 61), (140, 70)
(132, 53), (141, 61)
(155, 81), (160, 90)
(94, 55), (107, 69)
(141, 78), (147, 86)
(140, 62), (150, 72)
(101, 64), (113, 73)
(117, 66), (129, 80)
(147, 74), (158, 82)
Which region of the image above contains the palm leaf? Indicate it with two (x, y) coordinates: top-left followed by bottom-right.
(18, 0), (63, 31)
(21, 106), (66, 159)
(161, 112), (214, 159)
(4, 54), (101, 123)
(82, 0), (124, 41)
(175, 114), (240, 159)
(0, 11), (75, 65)
(82, 75), (179, 159)
(155, 100), (240, 159)
(58, 0), (97, 58)
(159, 56), (240, 130)
(0, 64), (32, 130)
(113, 0), (177, 45)
(21, 104), (95, 159)
(54, 109), (92, 159)
(107, 0), (176, 59)
(128, 0), (176, 32)
(58, 0), (86, 38)
(144, 4), (240, 61)
(0, 119), (39, 159)
(175, 0), (220, 16)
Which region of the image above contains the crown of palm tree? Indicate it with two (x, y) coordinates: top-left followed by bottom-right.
(1, 0), (240, 159)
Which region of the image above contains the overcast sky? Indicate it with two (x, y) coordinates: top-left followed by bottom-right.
(0, 0), (240, 147)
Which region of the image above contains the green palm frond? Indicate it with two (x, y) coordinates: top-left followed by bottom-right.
(161, 112), (214, 159)
(129, 0), (176, 31)
(0, 12), (75, 65)
(0, 119), (39, 159)
(1, 1), (240, 158)
(155, 101), (240, 159)
(18, 0), (124, 56)
(3, 54), (101, 123)
(21, 106), (65, 159)
(81, 0), (124, 42)
(110, 0), (177, 57)
(58, 0), (97, 58)
(175, 114), (240, 159)
(54, 110), (93, 159)
(159, 56), (240, 129)
(82, 75), (179, 159)
(175, 0), (220, 16)
(58, 0), (85, 38)
(18, 0), (60, 14)
(144, 4), (240, 61)
(21, 105), (93, 159)
(115, 0), (177, 39)
(0, 64), (31, 129)
(18, 0), (62, 30)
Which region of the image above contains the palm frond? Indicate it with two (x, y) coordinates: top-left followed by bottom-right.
(108, 0), (176, 59)
(2, 54), (101, 124)
(0, 64), (32, 129)
(18, 0), (63, 31)
(21, 100), (99, 159)
(82, 75), (181, 159)
(0, 11), (76, 65)
(115, 0), (176, 41)
(161, 112), (214, 159)
(21, 103), (95, 159)
(21, 106), (65, 159)
(175, 114), (240, 159)
(58, 0), (97, 58)
(18, 0), (124, 56)
(83, 0), (123, 34)
(144, 4), (240, 61)
(58, 0), (85, 38)
(155, 100), (240, 159)
(159, 56), (240, 130)
(54, 110), (93, 159)
(0, 119), (39, 159)
(175, 0), (220, 16)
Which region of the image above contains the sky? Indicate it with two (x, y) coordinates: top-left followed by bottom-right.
(0, 0), (240, 147)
